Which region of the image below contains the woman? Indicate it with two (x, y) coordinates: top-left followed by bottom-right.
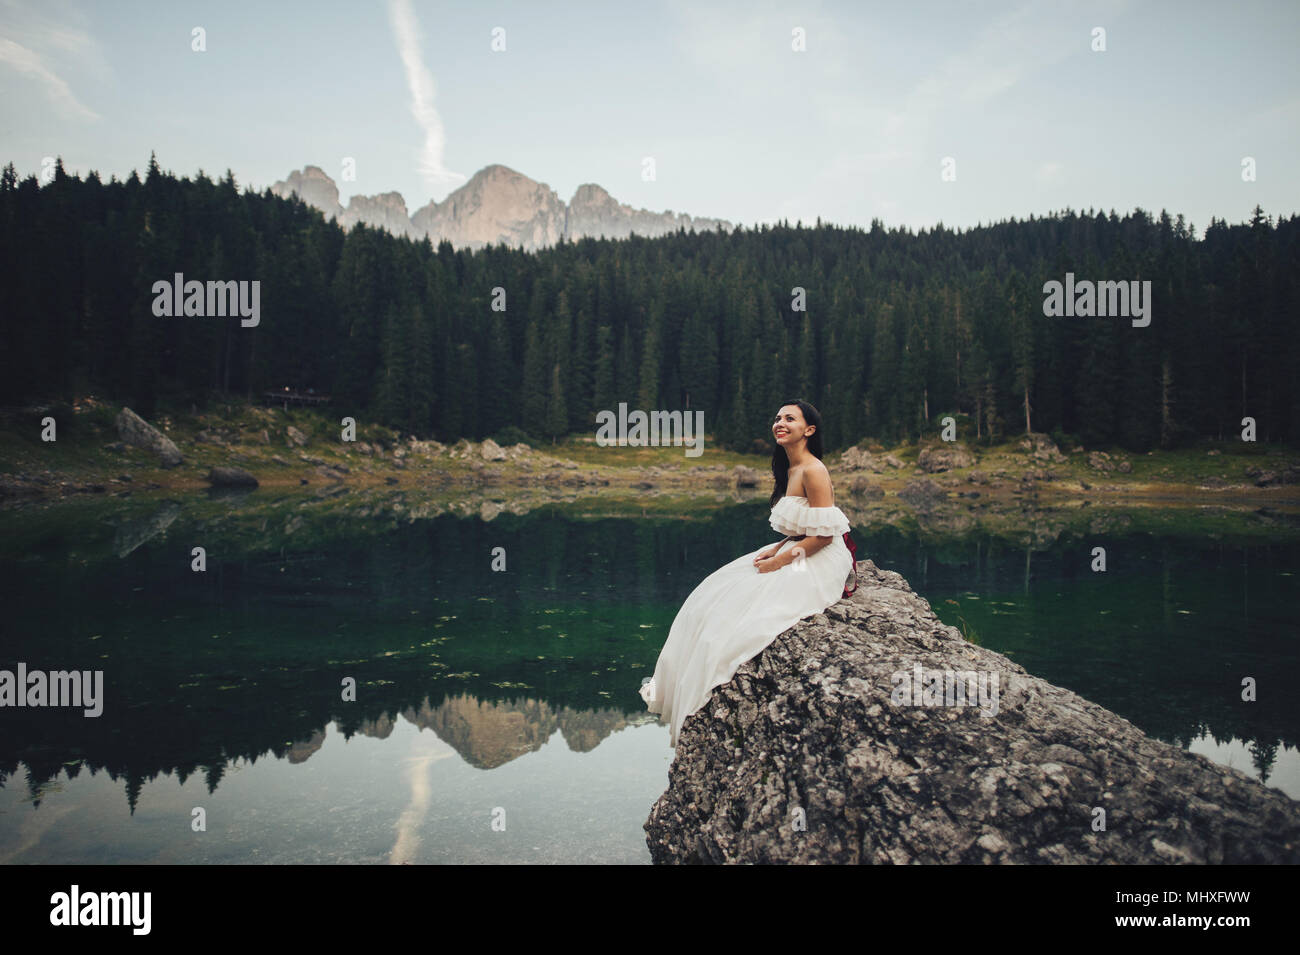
(638, 399), (855, 747)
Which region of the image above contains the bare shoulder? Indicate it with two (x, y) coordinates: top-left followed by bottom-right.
(802, 460), (835, 507)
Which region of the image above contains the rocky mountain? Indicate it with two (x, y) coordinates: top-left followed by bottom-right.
(340, 191), (416, 239)
(270, 163), (730, 251)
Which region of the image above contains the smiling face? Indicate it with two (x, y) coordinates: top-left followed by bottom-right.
(773, 404), (813, 446)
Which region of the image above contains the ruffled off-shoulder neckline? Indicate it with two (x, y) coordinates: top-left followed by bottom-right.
(769, 494), (850, 537)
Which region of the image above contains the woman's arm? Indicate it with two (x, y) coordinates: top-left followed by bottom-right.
(756, 469), (835, 572)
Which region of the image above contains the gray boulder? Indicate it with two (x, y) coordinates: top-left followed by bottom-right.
(645, 560), (1300, 864)
(479, 438), (508, 461)
(917, 444), (976, 472)
(115, 407), (183, 468)
(206, 467), (259, 488)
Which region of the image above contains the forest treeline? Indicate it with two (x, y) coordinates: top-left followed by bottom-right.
(2, 154), (1297, 451)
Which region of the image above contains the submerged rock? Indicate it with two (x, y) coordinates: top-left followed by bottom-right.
(645, 560), (1300, 864)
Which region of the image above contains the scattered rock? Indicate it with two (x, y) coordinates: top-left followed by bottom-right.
(1019, 433), (1066, 463)
(115, 407), (183, 468)
(206, 467), (258, 488)
(898, 478), (947, 509)
(480, 438), (507, 461)
(849, 476), (883, 498)
(285, 425), (308, 447)
(839, 447), (884, 473)
(1249, 467), (1300, 487)
(734, 466), (760, 488)
(0, 479), (45, 499)
(917, 444), (976, 472)
(1088, 450), (1132, 474)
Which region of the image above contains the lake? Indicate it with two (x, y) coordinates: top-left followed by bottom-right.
(1, 489), (1297, 863)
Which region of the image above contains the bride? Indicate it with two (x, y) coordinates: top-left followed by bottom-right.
(638, 399), (856, 746)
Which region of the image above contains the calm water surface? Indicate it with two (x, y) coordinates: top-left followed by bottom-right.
(1, 491), (1297, 863)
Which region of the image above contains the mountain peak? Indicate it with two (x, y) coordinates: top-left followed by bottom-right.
(271, 163), (730, 249)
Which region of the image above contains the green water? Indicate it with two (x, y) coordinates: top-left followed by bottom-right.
(1, 490), (1297, 863)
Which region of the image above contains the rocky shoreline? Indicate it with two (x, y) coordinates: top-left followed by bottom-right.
(1, 402), (1298, 510)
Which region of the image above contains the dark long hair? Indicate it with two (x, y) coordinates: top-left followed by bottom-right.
(769, 398), (825, 506)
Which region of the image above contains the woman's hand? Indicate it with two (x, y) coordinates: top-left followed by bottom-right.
(752, 544), (781, 565)
(756, 548), (801, 573)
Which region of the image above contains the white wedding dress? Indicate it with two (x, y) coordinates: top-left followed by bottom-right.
(638, 495), (854, 747)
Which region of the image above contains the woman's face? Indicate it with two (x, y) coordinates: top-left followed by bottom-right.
(773, 405), (813, 446)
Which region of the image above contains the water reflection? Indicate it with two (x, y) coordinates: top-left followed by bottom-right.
(0, 490), (1297, 862)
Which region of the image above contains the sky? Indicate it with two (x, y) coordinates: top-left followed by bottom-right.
(2, 0), (1297, 236)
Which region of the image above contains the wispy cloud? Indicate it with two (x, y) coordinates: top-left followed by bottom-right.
(387, 0), (465, 196)
(878, 0), (1124, 157)
(0, 0), (101, 121)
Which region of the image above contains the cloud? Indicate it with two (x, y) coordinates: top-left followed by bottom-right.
(878, 1), (1116, 158)
(0, 2), (101, 122)
(387, 0), (466, 196)
(1036, 161), (1064, 184)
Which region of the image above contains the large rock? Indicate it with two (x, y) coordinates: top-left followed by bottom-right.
(917, 444), (976, 472)
(644, 560), (1300, 864)
(838, 447), (884, 472)
(115, 407), (183, 468)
